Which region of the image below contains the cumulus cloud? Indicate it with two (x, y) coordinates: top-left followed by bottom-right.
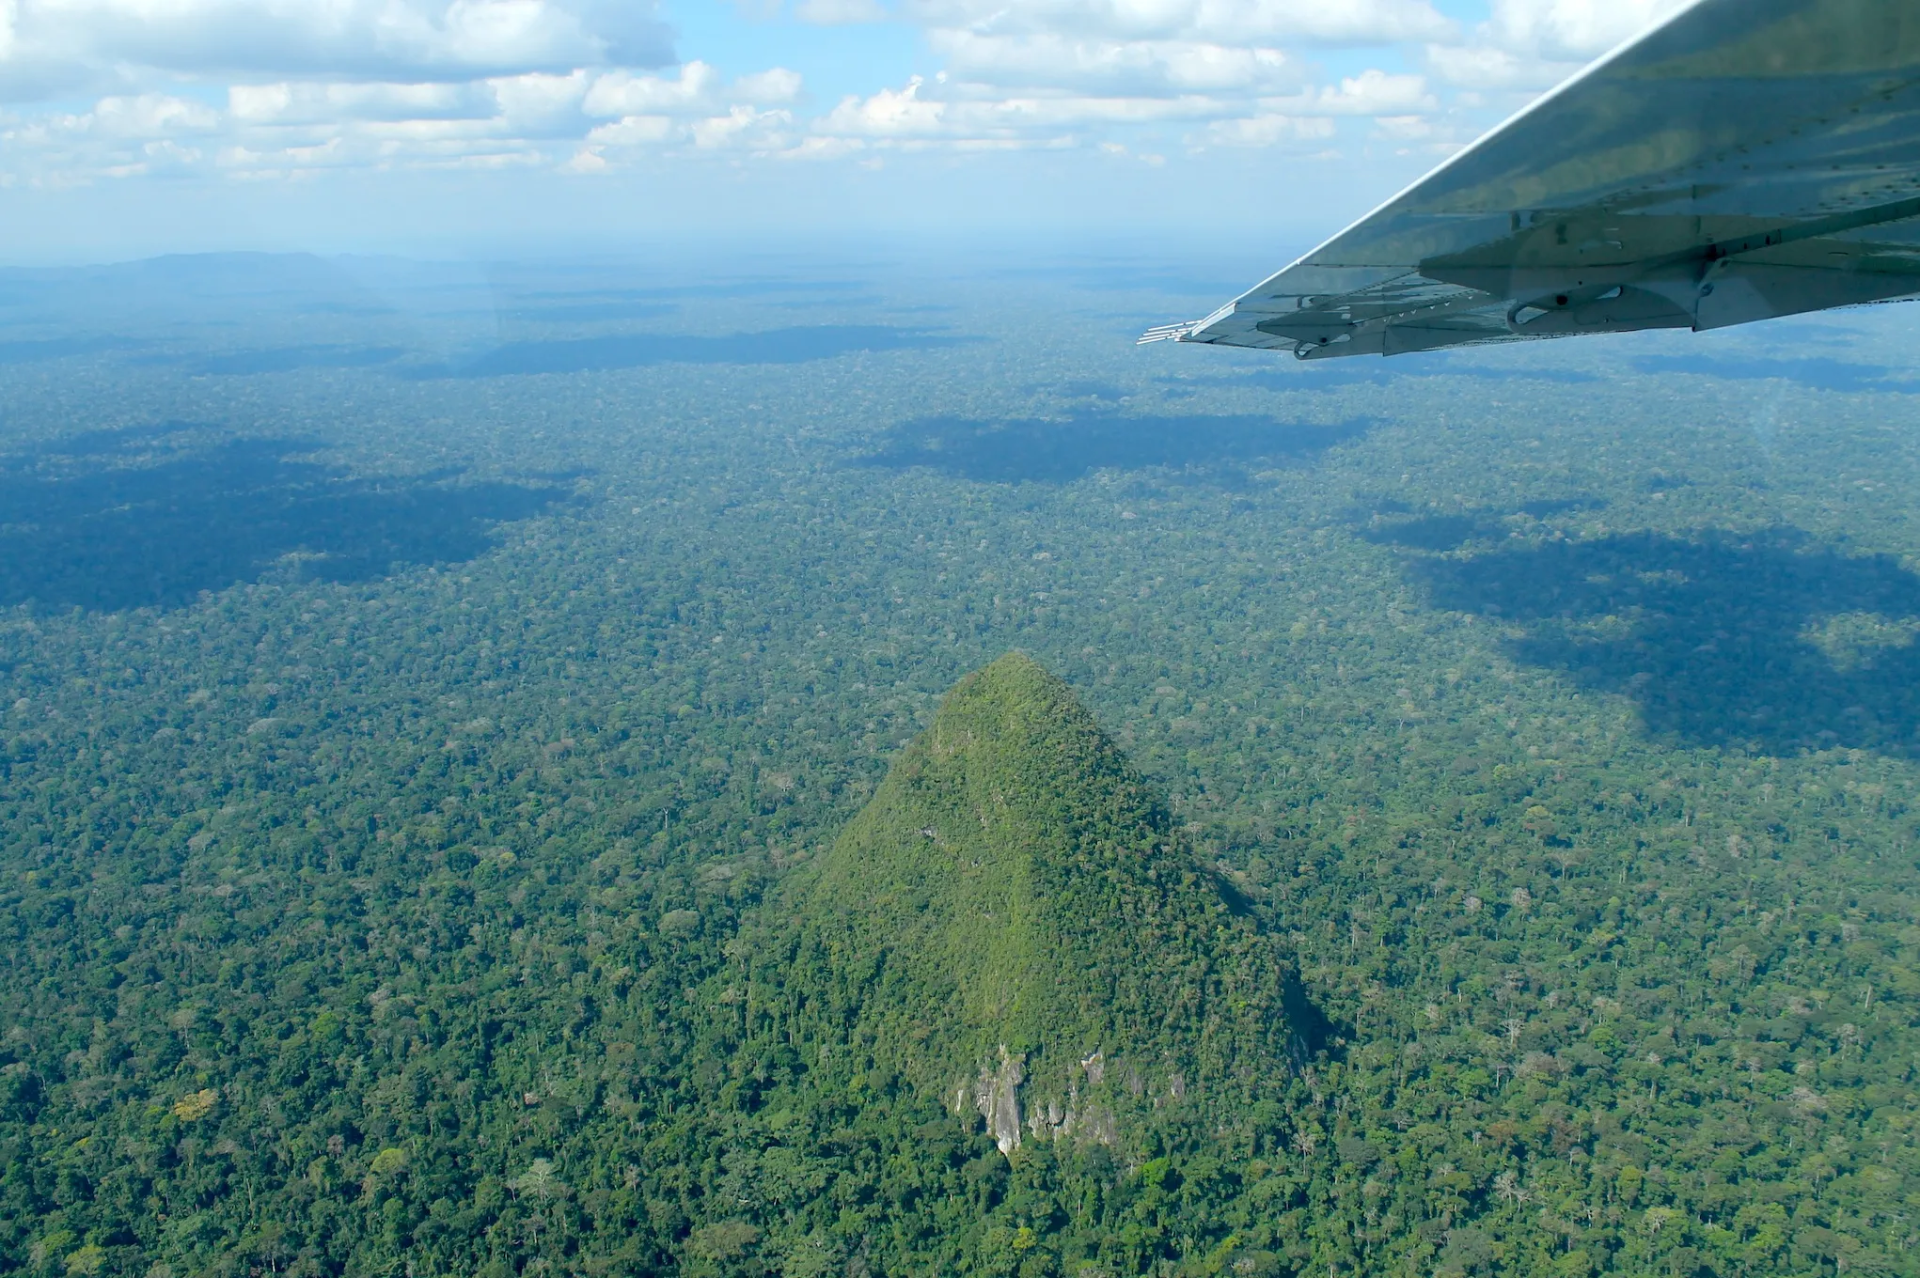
(582, 62), (798, 115)
(0, 0), (1674, 184)
(1426, 0), (1695, 88)
(907, 0), (1452, 47)
(1480, 0), (1694, 62)
(1422, 43), (1549, 91)
(229, 81), (493, 126)
(583, 62), (727, 116)
(734, 68), (804, 103)
(818, 78), (948, 139)
(851, 0), (1457, 152)
(1259, 69), (1434, 116)
(1204, 112), (1334, 147)
(92, 92), (222, 136)
(488, 70), (595, 131)
(582, 113), (673, 147)
(931, 32), (1298, 95)
(2, 92), (225, 182)
(1192, 70), (1431, 151)
(689, 104), (793, 149)
(563, 61), (806, 164)
(0, 0), (671, 95)
(812, 73), (1275, 154)
(795, 0), (888, 22)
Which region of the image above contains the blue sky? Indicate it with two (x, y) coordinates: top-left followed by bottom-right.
(0, 0), (1693, 262)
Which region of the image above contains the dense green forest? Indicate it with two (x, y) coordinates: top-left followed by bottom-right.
(1, 254), (1920, 1276)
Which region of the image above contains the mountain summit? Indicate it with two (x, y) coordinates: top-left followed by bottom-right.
(769, 653), (1304, 1154)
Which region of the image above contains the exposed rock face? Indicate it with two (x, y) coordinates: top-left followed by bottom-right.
(973, 1047), (1024, 1154)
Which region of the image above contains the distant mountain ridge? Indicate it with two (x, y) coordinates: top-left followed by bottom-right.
(746, 652), (1308, 1154)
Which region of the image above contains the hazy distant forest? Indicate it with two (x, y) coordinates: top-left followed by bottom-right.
(2, 252), (1919, 1277)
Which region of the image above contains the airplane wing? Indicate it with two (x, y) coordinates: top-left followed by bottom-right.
(1146, 0), (1920, 359)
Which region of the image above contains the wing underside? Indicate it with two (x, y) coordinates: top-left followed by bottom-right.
(1150, 0), (1920, 359)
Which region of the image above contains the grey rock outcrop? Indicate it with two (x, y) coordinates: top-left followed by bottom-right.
(971, 1047), (1024, 1155)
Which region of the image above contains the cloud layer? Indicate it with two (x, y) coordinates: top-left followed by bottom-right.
(0, 0), (1700, 184)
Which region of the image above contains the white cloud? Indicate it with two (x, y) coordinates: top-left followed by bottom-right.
(1482, 0), (1694, 62)
(1427, 0), (1696, 89)
(582, 62), (800, 115)
(734, 67), (803, 103)
(1197, 71), (1430, 150)
(0, 0), (1675, 183)
(814, 73), (1248, 151)
(931, 31), (1296, 95)
(229, 81), (491, 125)
(848, 0), (1453, 154)
(567, 101), (798, 168)
(92, 92), (221, 136)
(907, 0), (1452, 47)
(2, 54), (821, 181)
(583, 113), (672, 146)
(1, 91), (225, 182)
(6, 0), (671, 87)
(690, 103), (792, 149)
(1372, 112), (1434, 139)
(488, 70), (592, 130)
(563, 61), (806, 164)
(818, 77), (946, 138)
(1422, 43), (1556, 90)
(777, 133), (866, 160)
(1204, 112), (1334, 147)
(795, 0), (887, 22)
(584, 61), (723, 115)
(1256, 68), (1433, 116)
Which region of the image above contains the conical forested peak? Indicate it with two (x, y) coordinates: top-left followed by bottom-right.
(820, 649), (1168, 900)
(759, 654), (1302, 1155)
(936, 649), (1083, 725)
(958, 648), (1052, 690)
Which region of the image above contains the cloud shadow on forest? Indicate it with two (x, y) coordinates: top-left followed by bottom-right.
(0, 425), (569, 611)
(513, 279), (870, 303)
(130, 344), (412, 375)
(417, 324), (973, 377)
(0, 336), (147, 363)
(195, 345), (409, 375)
(502, 300), (680, 323)
(858, 411), (1370, 484)
(1401, 527), (1920, 755)
(1349, 498), (1606, 551)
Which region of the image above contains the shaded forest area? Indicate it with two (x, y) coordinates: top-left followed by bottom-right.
(0, 425), (571, 610)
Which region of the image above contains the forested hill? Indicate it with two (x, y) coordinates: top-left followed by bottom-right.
(742, 652), (1306, 1155)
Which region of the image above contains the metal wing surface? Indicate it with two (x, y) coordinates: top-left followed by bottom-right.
(1148, 0), (1920, 360)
